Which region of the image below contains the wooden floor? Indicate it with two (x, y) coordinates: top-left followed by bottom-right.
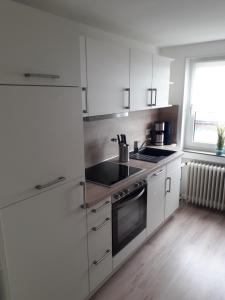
(91, 205), (225, 300)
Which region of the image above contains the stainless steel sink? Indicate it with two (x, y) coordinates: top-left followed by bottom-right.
(129, 147), (176, 163)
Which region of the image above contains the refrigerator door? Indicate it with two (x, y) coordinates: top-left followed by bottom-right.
(0, 179), (89, 300)
(0, 86), (84, 207)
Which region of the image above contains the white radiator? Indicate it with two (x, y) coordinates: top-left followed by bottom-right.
(187, 161), (225, 211)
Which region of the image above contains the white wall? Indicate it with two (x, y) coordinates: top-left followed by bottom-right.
(159, 40), (225, 148)
(75, 22), (157, 53)
(13, 0), (157, 53)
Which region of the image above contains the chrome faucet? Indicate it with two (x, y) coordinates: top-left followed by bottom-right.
(133, 138), (151, 153)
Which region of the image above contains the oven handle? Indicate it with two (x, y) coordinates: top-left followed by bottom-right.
(117, 187), (146, 209)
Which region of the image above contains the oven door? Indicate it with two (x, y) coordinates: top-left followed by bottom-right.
(112, 185), (147, 256)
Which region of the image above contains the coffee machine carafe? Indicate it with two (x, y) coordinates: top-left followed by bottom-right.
(154, 122), (165, 146)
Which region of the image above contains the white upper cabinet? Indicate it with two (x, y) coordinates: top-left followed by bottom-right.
(0, 1), (80, 86)
(152, 54), (171, 107)
(130, 48), (153, 111)
(0, 86), (84, 208)
(0, 179), (89, 300)
(80, 36), (172, 115)
(85, 37), (130, 116)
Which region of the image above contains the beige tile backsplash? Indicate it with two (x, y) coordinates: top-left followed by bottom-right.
(83, 106), (178, 167)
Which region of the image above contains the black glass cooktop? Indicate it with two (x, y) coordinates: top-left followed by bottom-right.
(85, 161), (142, 187)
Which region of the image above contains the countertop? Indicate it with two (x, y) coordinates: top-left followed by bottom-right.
(85, 145), (183, 208)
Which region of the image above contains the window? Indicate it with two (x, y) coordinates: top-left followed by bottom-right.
(185, 57), (225, 152)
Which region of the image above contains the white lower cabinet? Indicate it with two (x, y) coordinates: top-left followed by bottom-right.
(165, 158), (182, 219)
(147, 158), (181, 237)
(0, 179), (89, 300)
(0, 158), (181, 300)
(87, 198), (112, 292)
(147, 167), (166, 237)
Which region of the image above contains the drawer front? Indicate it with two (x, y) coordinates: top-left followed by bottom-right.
(87, 198), (111, 231)
(88, 221), (112, 265)
(89, 253), (112, 292)
(167, 158), (182, 174)
(149, 166), (166, 179)
(88, 218), (112, 292)
(87, 199), (112, 292)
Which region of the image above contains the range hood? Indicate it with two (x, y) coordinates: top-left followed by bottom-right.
(83, 112), (129, 121)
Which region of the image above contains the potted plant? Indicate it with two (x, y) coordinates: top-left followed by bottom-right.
(216, 125), (225, 155)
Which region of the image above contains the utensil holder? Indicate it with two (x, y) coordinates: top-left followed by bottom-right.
(119, 144), (129, 162)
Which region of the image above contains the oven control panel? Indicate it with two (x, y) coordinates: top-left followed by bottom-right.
(112, 178), (147, 203)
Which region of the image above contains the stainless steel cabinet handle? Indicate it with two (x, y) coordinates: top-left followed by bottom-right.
(124, 88), (130, 109)
(153, 169), (164, 176)
(91, 200), (110, 213)
(93, 249), (111, 266)
(35, 176), (66, 190)
(82, 87), (88, 113)
(152, 88), (157, 106)
(80, 181), (87, 209)
(147, 88), (152, 106)
(92, 217), (110, 231)
(166, 177), (172, 193)
(24, 73), (60, 79)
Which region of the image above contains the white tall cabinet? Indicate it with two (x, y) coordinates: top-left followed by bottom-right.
(0, 88), (89, 300)
(0, 2), (89, 300)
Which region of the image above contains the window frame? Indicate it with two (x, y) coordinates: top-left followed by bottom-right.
(184, 56), (225, 152)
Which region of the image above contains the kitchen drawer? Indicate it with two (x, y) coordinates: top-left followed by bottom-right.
(89, 250), (112, 292)
(88, 220), (112, 264)
(87, 198), (111, 231)
(88, 215), (112, 292)
(167, 157), (182, 174)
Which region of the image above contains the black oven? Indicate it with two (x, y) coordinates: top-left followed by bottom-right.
(112, 179), (147, 256)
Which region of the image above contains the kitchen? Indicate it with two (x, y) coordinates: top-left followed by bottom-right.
(1, 1), (225, 300)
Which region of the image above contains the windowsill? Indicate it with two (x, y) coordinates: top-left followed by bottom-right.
(184, 149), (224, 157)
(183, 148), (225, 164)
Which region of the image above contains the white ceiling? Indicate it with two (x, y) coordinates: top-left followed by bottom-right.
(15, 0), (225, 47)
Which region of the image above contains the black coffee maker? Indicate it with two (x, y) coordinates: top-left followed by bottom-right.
(164, 121), (173, 145)
(151, 121), (173, 145)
